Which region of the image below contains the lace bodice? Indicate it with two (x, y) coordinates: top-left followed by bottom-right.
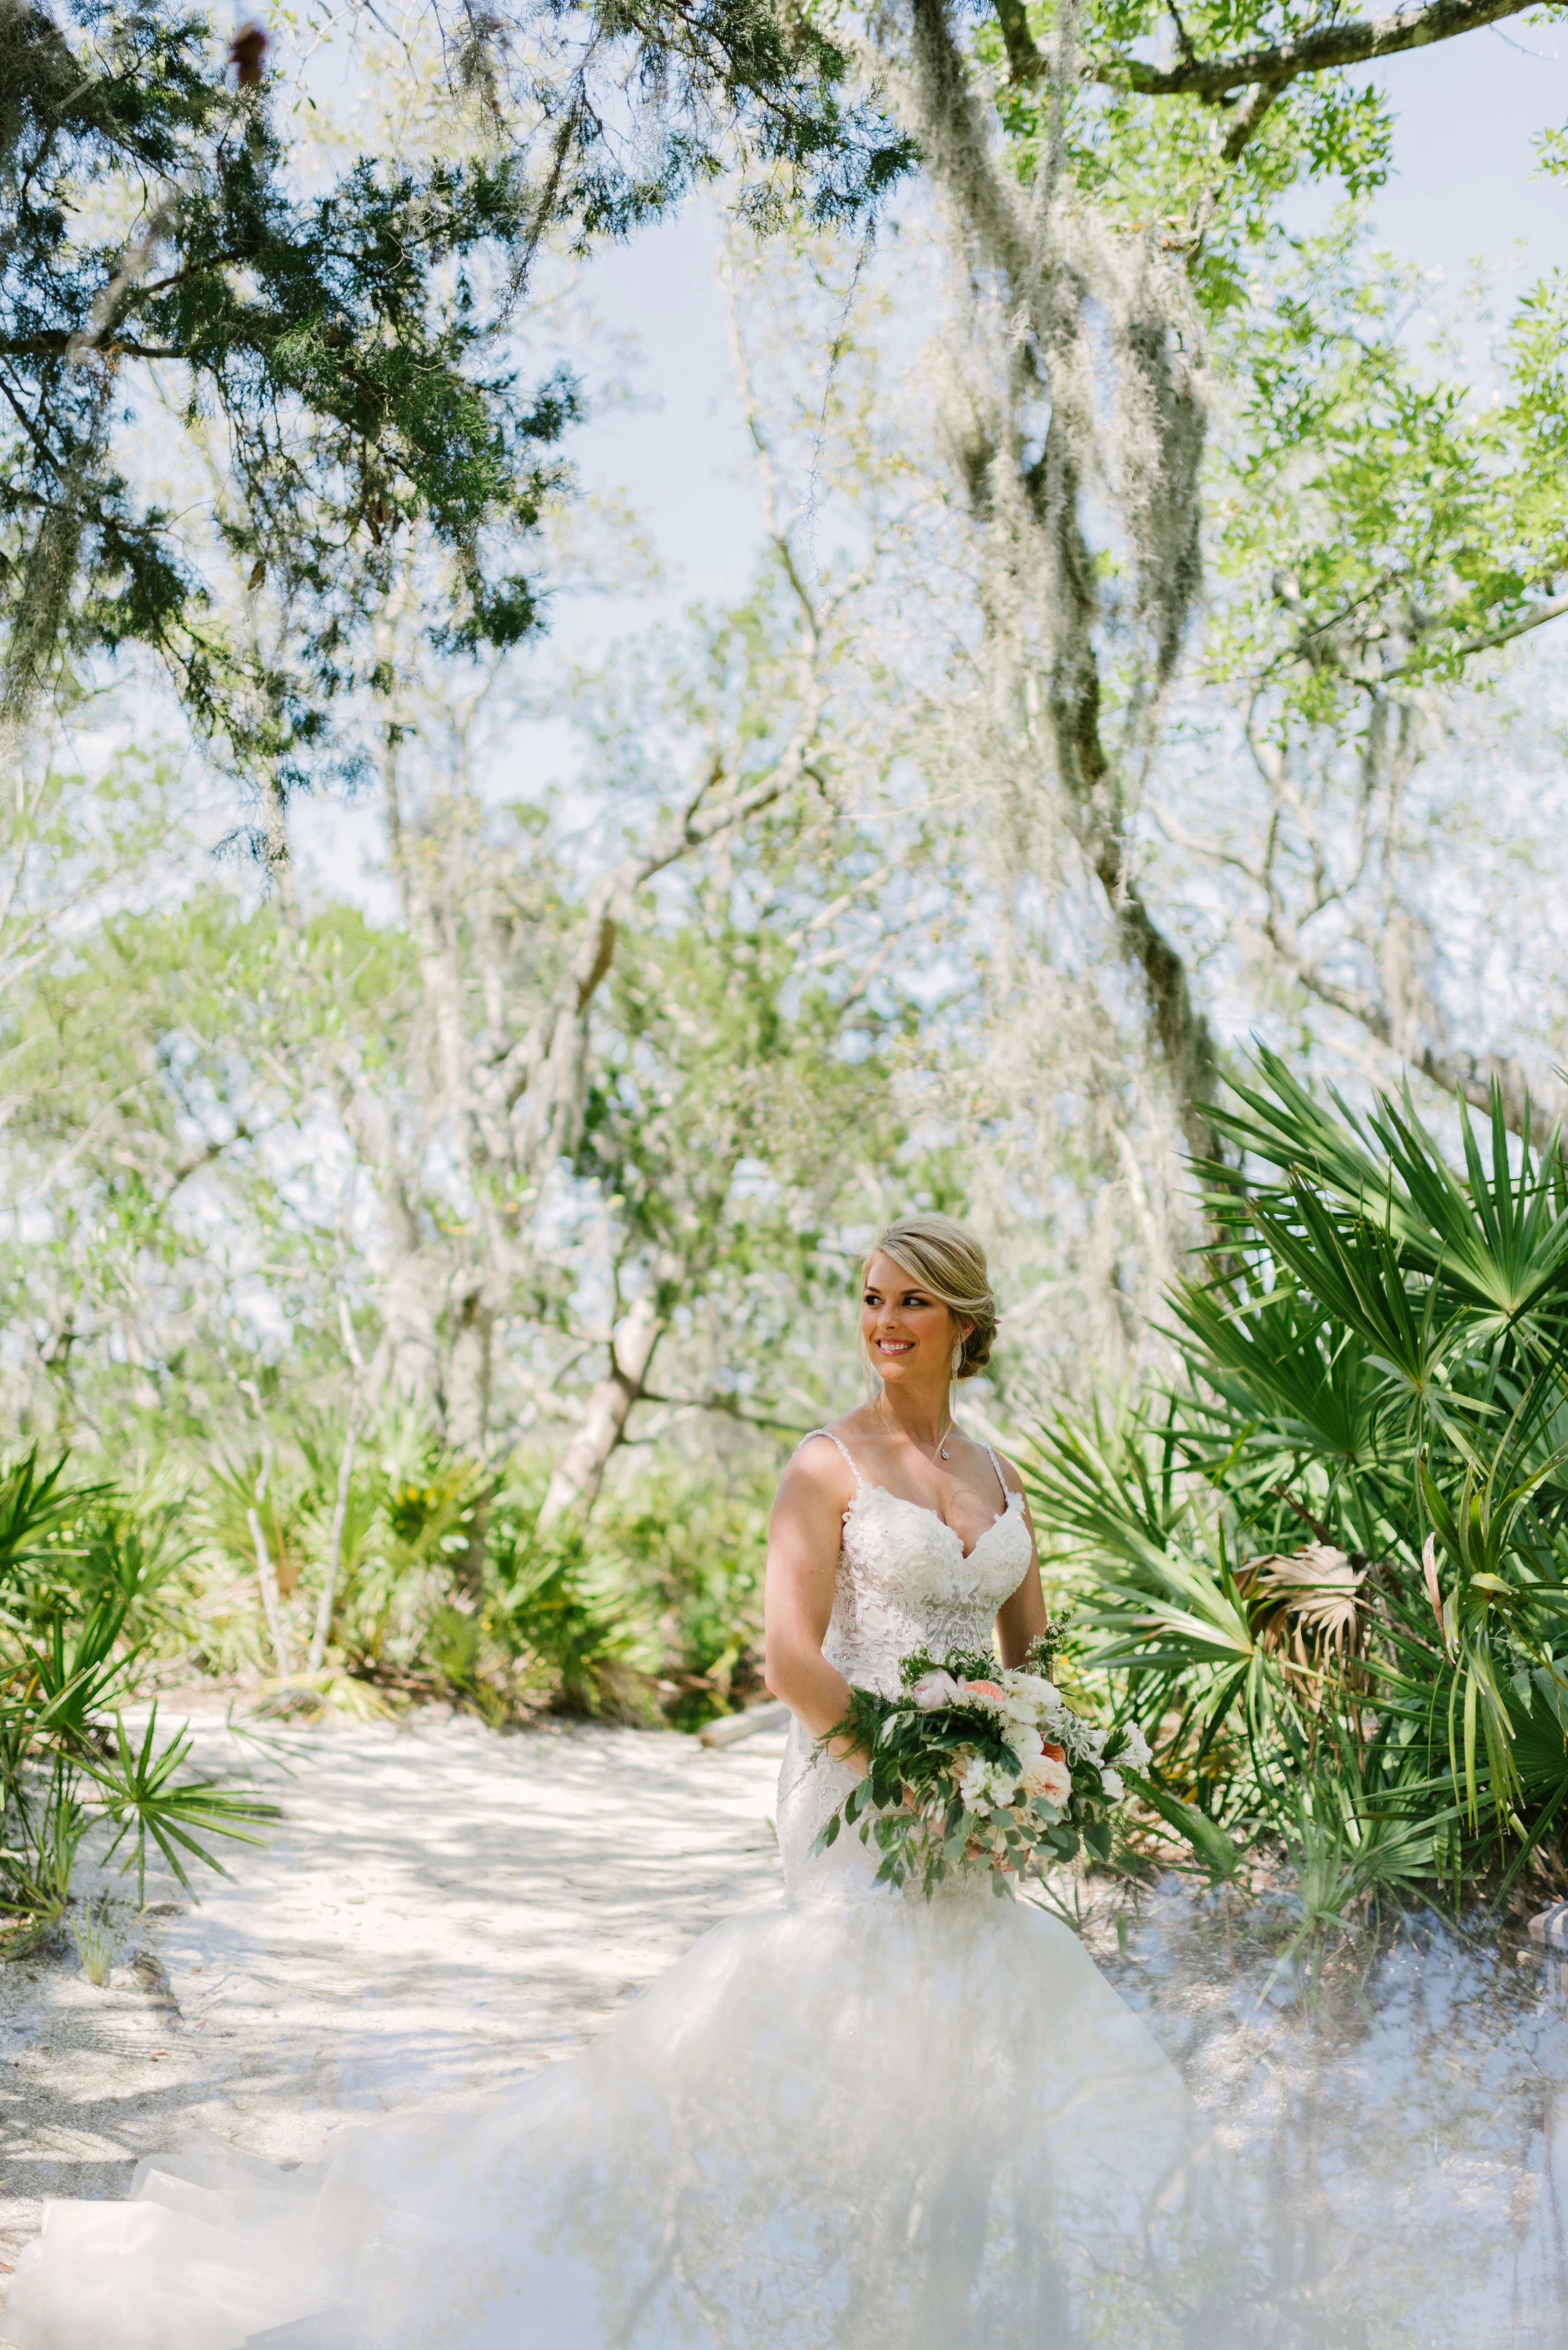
(776, 1428), (1034, 1899)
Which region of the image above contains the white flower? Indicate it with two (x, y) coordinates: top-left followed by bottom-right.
(1010, 1673), (1059, 1706)
(1099, 1767), (1126, 1802)
(1116, 1722), (1152, 1773)
(957, 1756), (1017, 1813)
(1006, 1723), (1044, 1763)
(910, 1669), (961, 1711)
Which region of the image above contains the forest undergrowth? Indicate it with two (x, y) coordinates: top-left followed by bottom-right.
(13, 1061), (1568, 1962)
(0, 1426), (776, 1944)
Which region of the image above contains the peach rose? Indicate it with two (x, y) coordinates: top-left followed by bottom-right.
(1022, 1754), (1073, 1807)
(960, 1679), (1007, 1702)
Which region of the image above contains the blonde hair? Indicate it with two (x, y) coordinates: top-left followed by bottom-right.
(860, 1213), (998, 1381)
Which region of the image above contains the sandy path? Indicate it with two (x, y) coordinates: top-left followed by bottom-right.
(0, 1708), (788, 2297)
(9, 1710), (1568, 2344)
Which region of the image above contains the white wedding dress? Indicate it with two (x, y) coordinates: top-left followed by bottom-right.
(10, 1434), (1545, 2349)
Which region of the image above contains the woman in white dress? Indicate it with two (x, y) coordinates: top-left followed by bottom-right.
(0, 1216), (1445, 2347)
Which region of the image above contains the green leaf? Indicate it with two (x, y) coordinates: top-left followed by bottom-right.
(1126, 1773), (1241, 1883)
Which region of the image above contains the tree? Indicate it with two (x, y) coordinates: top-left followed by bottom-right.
(538, 843), (908, 1522)
(0, 5), (590, 770)
(453, 0), (913, 228)
(0, 0), (914, 778)
(0, 202), (949, 1494)
(0, 864), (342, 1446)
(840, 0), (1568, 1167)
(1183, 222), (1568, 1130)
(21, 0), (1568, 1514)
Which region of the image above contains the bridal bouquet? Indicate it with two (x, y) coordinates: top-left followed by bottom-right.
(813, 1625), (1150, 1898)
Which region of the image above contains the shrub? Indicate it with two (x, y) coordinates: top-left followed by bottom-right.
(1024, 1055), (1568, 1926)
(0, 1452), (273, 1942)
(176, 1416), (775, 1730)
(598, 1470), (770, 1730)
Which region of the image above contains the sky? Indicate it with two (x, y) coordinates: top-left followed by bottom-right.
(1372, 28), (1565, 269)
(571, 32), (1568, 616)
(293, 27), (1568, 898)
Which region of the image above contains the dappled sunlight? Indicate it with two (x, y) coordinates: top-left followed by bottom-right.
(0, 1717), (787, 2278)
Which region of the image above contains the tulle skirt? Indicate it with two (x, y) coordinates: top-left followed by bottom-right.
(7, 1870), (1567, 2349)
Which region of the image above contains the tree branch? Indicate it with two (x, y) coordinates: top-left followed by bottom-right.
(1090, 0), (1547, 102)
(991, 0), (1046, 83)
(1220, 77), (1285, 159)
(0, 336), (189, 361)
(495, 651), (830, 1162)
(638, 1387), (815, 1435)
(1268, 927), (1549, 1136)
(1381, 592), (1568, 681)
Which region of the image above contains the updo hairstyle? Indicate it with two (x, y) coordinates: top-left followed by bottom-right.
(861, 1213), (997, 1381)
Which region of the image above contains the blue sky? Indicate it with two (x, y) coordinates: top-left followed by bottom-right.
(570, 33), (1568, 617)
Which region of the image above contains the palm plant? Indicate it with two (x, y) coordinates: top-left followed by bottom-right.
(0, 1452), (274, 1937)
(484, 1496), (657, 1724)
(1022, 1053), (1568, 1916)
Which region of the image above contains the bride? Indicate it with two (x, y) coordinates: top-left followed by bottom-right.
(1, 1219), (1369, 2347)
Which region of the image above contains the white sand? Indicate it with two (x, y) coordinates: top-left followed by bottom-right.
(0, 1707), (788, 2300)
(8, 1709), (1568, 2341)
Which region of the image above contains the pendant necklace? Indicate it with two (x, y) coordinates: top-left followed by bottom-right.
(879, 1394), (953, 1465)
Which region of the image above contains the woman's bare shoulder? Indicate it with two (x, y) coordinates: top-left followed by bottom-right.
(977, 1437), (1027, 1497)
(774, 1425), (859, 1514)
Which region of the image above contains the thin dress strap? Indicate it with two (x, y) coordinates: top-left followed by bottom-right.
(983, 1445), (1010, 1501)
(798, 1427), (864, 1487)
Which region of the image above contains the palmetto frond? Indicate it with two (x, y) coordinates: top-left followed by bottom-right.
(1022, 1053), (1568, 1910)
(1205, 1046), (1568, 1344)
(1239, 1543), (1369, 1670)
(0, 1452), (271, 1929)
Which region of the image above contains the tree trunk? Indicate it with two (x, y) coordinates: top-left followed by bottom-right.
(536, 1290), (667, 1531)
(246, 1504), (292, 1676)
(889, 0), (1225, 1175)
(1092, 848), (1226, 1171)
(333, 1066), (446, 1420)
(372, 1245), (444, 1415)
(445, 1282), (494, 1458)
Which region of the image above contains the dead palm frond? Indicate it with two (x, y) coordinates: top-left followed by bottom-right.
(1239, 1543), (1370, 1677)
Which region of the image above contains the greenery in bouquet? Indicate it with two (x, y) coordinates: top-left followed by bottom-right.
(813, 1620), (1149, 1898)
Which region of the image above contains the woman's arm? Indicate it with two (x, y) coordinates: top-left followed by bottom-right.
(993, 1459), (1047, 1668)
(763, 1440), (864, 1768)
